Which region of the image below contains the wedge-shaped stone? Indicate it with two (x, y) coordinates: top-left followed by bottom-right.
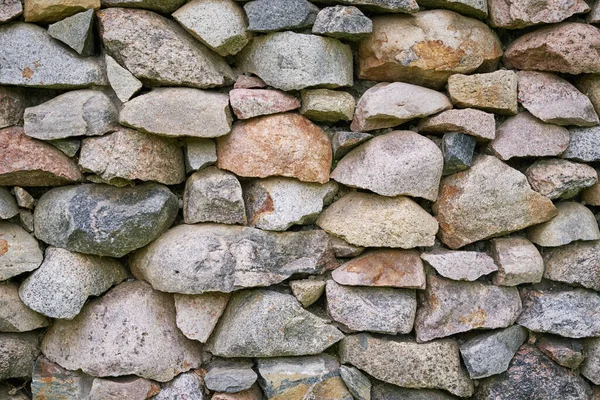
(229, 89), (300, 120)
(528, 202), (600, 247)
(245, 0), (319, 32)
(332, 131), (373, 160)
(0, 0), (22, 22)
(490, 237), (544, 286)
(100, 0), (186, 13)
(526, 159), (597, 199)
(418, 108), (496, 141)
(48, 9), (95, 56)
(543, 241), (600, 291)
(290, 280), (325, 308)
(489, 0), (589, 28)
(416, 0), (487, 18)
(0, 223), (43, 281)
(0, 282), (49, 332)
(174, 292), (230, 343)
(421, 250), (498, 281)
(105, 55), (142, 103)
(0, 188), (18, 220)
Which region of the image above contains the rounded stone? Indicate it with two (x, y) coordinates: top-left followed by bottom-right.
(528, 202), (600, 247)
(0, 222), (43, 281)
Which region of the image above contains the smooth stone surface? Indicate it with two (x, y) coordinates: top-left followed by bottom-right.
(0, 332), (40, 380)
(416, 0), (487, 18)
(174, 292), (230, 343)
(490, 236), (544, 286)
(528, 202), (600, 247)
(448, 70), (518, 115)
(229, 89), (300, 120)
(154, 371), (207, 400)
(0, 282), (49, 332)
(442, 132), (476, 176)
(526, 159), (597, 199)
(0, 189), (18, 220)
(421, 250), (498, 281)
(312, 6), (372, 41)
(340, 365), (371, 400)
(489, 0), (588, 28)
(543, 240), (600, 291)
(290, 279), (326, 308)
(105, 55), (142, 103)
(89, 377), (160, 400)
(245, 0), (319, 32)
(205, 360), (257, 393)
(185, 138), (217, 172)
(24, 0), (99, 22)
(100, 0), (186, 13)
(331, 131), (373, 159)
(0, 222), (43, 281)
(418, 109), (496, 141)
(537, 336), (585, 369)
(31, 356), (94, 400)
(562, 126), (600, 162)
(300, 89), (355, 123)
(582, 338), (600, 385)
(48, 9), (94, 55)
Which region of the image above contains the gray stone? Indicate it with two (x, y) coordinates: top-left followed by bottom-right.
(98, 7), (234, 88)
(340, 333), (473, 397)
(528, 202), (600, 247)
(526, 159), (598, 199)
(31, 356), (95, 400)
(448, 71), (518, 115)
(0, 281), (49, 332)
(537, 336), (585, 369)
(421, 250), (498, 281)
(0, 188), (18, 220)
(209, 385), (264, 400)
(340, 365), (370, 400)
(442, 132), (476, 176)
(205, 360), (257, 393)
(416, 0), (487, 18)
(120, 88), (232, 138)
(300, 89), (355, 123)
(415, 274), (522, 343)
(48, 9), (94, 56)
(331, 131), (373, 160)
(154, 371), (207, 400)
(582, 338), (600, 385)
(174, 292), (230, 343)
(234, 75), (267, 89)
(245, 0), (319, 32)
(89, 377), (160, 400)
(543, 240), (600, 291)
(13, 188), (34, 210)
(460, 326), (528, 379)
(18, 210), (34, 234)
(0, 22), (106, 88)
(229, 88), (300, 120)
(49, 138), (81, 157)
(0, 222), (43, 281)
(290, 279), (326, 308)
(34, 183), (178, 257)
(0, 0), (22, 22)
(562, 126), (600, 162)
(330, 236), (365, 258)
(0, 332), (40, 380)
(314, 0), (419, 12)
(236, 31), (353, 91)
(2, 384), (32, 400)
(24, 90), (118, 141)
(0, 87), (27, 129)
(489, 0), (590, 29)
(589, 0), (600, 22)
(105, 55), (142, 103)
(312, 6), (372, 41)
(371, 382), (455, 400)
(185, 138), (217, 172)
(206, 289), (344, 357)
(418, 108), (496, 141)
(100, 0), (186, 13)
(490, 236), (544, 286)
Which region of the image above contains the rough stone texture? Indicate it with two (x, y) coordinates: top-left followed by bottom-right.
(421, 250), (498, 281)
(489, 0), (589, 28)
(290, 279), (326, 307)
(154, 371), (207, 400)
(236, 31), (353, 91)
(331, 131), (373, 159)
(330, 236), (365, 258)
(0, 0), (22, 22)
(130, 224), (335, 294)
(229, 89), (300, 120)
(183, 167), (246, 225)
(543, 240), (600, 291)
(537, 336), (585, 369)
(206, 289), (344, 357)
(105, 55), (142, 103)
(174, 292), (230, 343)
(448, 71), (518, 115)
(49, 138), (81, 157)
(98, 8), (234, 88)
(317, 192), (439, 248)
(582, 338), (600, 385)
(243, 177), (338, 231)
(23, 0), (99, 22)
(460, 326), (528, 379)
(350, 83), (452, 132)
(340, 365), (371, 400)
(120, 88), (232, 138)
(205, 360), (257, 393)
(300, 89), (355, 122)
(48, 9), (95, 56)
(358, 11), (502, 89)
(562, 126), (600, 162)
(0, 281), (48, 332)
(30, 356), (94, 400)
(41, 281), (202, 382)
(34, 183), (178, 257)
(216, 113), (332, 184)
(489, 112), (570, 160)
(418, 109), (496, 141)
(434, 155), (557, 249)
(89, 377), (160, 400)
(528, 202), (600, 247)
(371, 383), (455, 400)
(583, 177), (600, 205)
(526, 159), (598, 199)
(212, 385), (263, 400)
(0, 222), (43, 281)
(0, 87), (26, 130)
(19, 247), (127, 319)
(234, 75), (266, 89)
(245, 0), (319, 32)
(577, 74), (600, 116)
(490, 236), (544, 286)
(0, 332), (40, 380)
(442, 132), (476, 176)
(13, 188), (34, 210)
(339, 333), (474, 397)
(332, 131), (443, 200)
(19, 210), (34, 234)
(0, 188), (18, 220)
(312, 6), (372, 41)
(100, 0), (186, 13)
(186, 138), (217, 172)
(173, 0), (251, 57)
(416, 0), (487, 18)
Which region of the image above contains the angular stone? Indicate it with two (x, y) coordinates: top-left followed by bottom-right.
(0, 188), (18, 220)
(330, 236), (365, 258)
(300, 89), (355, 123)
(448, 70), (518, 115)
(245, 0), (318, 32)
(212, 385), (263, 400)
(528, 202), (600, 247)
(583, 178), (600, 205)
(589, 0), (600, 23)
(340, 366), (370, 400)
(537, 336), (585, 369)
(317, 192), (439, 248)
(49, 137), (80, 157)
(19, 210), (34, 234)
(31, 356), (94, 400)
(331, 131), (373, 159)
(34, 183), (178, 257)
(526, 159), (597, 199)
(416, 0), (487, 18)
(490, 236), (543, 286)
(229, 89), (300, 120)
(340, 333), (473, 397)
(350, 83), (452, 132)
(0, 332), (40, 380)
(234, 75), (266, 89)
(0, 23), (106, 88)
(504, 23), (600, 74)
(131, 224), (335, 294)
(290, 279), (326, 308)
(48, 9), (94, 56)
(442, 132), (476, 176)
(358, 11), (502, 89)
(183, 167), (246, 225)
(460, 326), (528, 379)
(371, 382), (455, 400)
(206, 289), (344, 357)
(24, 0), (98, 22)
(257, 355), (352, 400)
(421, 250), (497, 282)
(418, 109), (495, 141)
(0, 0), (22, 22)
(582, 338), (600, 385)
(173, 0), (250, 57)
(154, 371), (207, 400)
(562, 126), (600, 162)
(0, 222), (43, 281)
(236, 31), (353, 91)
(0, 281), (48, 332)
(326, 280), (416, 334)
(489, 0), (588, 28)
(89, 377), (160, 400)
(98, 8), (234, 88)
(316, 0), (419, 12)
(332, 131), (443, 200)
(577, 74), (600, 116)
(105, 55), (142, 103)
(543, 240), (600, 290)
(243, 177), (337, 231)
(205, 360), (257, 393)
(13, 188), (34, 210)
(174, 292), (230, 343)
(312, 6), (372, 41)
(100, 0), (186, 13)
(216, 113), (332, 184)
(0, 87), (26, 130)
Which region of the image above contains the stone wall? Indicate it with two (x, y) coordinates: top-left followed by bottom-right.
(1, 0), (600, 399)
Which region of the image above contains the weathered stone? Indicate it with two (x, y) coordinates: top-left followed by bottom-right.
(131, 224), (335, 294)
(504, 23), (600, 74)
(543, 240), (600, 290)
(244, 177), (337, 231)
(442, 132), (476, 176)
(174, 292), (230, 343)
(300, 89), (355, 123)
(48, 9), (94, 56)
(30, 356), (94, 400)
(98, 8), (234, 88)
(173, 0), (251, 57)
(460, 326), (528, 379)
(105, 55), (142, 103)
(589, 0), (600, 22)
(234, 75), (266, 89)
(0, 23), (106, 88)
(13, 188), (34, 210)
(0, 222), (43, 281)
(24, 0), (98, 22)
(537, 336), (585, 369)
(236, 31), (353, 91)
(577, 74), (600, 116)
(154, 371), (207, 400)
(34, 183), (178, 257)
(562, 126), (600, 162)
(0, 0), (22, 22)
(49, 138), (80, 157)
(340, 366), (371, 400)
(205, 360), (257, 393)
(350, 83), (452, 132)
(526, 159), (597, 199)
(418, 109), (496, 141)
(257, 355), (352, 400)
(582, 338), (600, 385)
(206, 289), (344, 357)
(19, 210), (34, 234)
(340, 333), (473, 397)
(183, 167), (246, 225)
(448, 70), (518, 115)
(89, 377), (160, 400)
(0, 188), (18, 220)
(330, 236), (365, 258)
(312, 6), (372, 41)
(100, 0), (186, 13)
(489, 0), (588, 28)
(212, 385), (263, 400)
(331, 131), (373, 160)
(528, 202), (600, 247)
(290, 279), (326, 308)
(0, 87), (26, 129)
(0, 281), (48, 332)
(490, 236), (544, 286)
(216, 113), (332, 184)
(421, 250), (497, 282)
(245, 0), (318, 32)
(416, 0), (487, 18)
(371, 382), (455, 400)
(583, 177), (600, 205)
(434, 155), (557, 249)
(317, 192), (439, 248)
(357, 11), (502, 89)
(229, 89), (300, 120)
(0, 332), (40, 380)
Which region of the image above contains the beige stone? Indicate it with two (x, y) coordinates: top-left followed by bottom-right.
(528, 202), (600, 247)
(24, 0), (99, 23)
(418, 108), (496, 141)
(526, 159), (598, 199)
(448, 70), (518, 115)
(489, 0), (589, 28)
(300, 89), (355, 122)
(174, 292), (230, 343)
(490, 236), (544, 286)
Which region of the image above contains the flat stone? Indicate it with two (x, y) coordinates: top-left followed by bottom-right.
(174, 292), (230, 343)
(0, 188), (18, 220)
(340, 366), (371, 400)
(448, 70), (518, 115)
(89, 377), (160, 400)
(0, 0), (22, 22)
(489, 0), (589, 29)
(460, 326), (528, 379)
(350, 83), (452, 132)
(490, 236), (544, 286)
(212, 385), (263, 400)
(49, 138), (81, 157)
(576, 74), (600, 116)
(582, 338), (600, 385)
(256, 355), (352, 400)
(537, 336), (585, 369)
(504, 23), (600, 74)
(234, 75), (266, 89)
(317, 192), (439, 248)
(528, 202), (600, 247)
(300, 89), (355, 123)
(31, 356), (94, 400)
(543, 240), (600, 290)
(371, 382), (455, 400)
(442, 132), (476, 176)
(173, 0), (251, 57)
(0, 87), (26, 129)
(312, 6), (372, 41)
(290, 279), (326, 307)
(205, 360), (257, 393)
(216, 113), (332, 184)
(206, 289), (344, 357)
(243, 177), (337, 231)
(418, 108), (496, 141)
(340, 333), (473, 397)
(183, 167), (246, 225)
(357, 10), (502, 89)
(0, 23), (106, 88)
(489, 112), (570, 160)
(0, 281), (48, 332)
(100, 0), (186, 13)
(331, 131), (373, 159)
(185, 138), (217, 173)
(34, 183), (178, 257)
(562, 126), (600, 162)
(24, 0), (98, 22)
(315, 0), (419, 12)
(236, 31), (353, 91)
(526, 159), (597, 199)
(421, 250), (497, 281)
(154, 371), (207, 400)
(130, 224), (335, 294)
(105, 55), (142, 103)
(0, 222), (43, 281)
(434, 155), (557, 249)
(244, 0), (319, 32)
(332, 131), (443, 200)
(330, 236), (365, 258)
(0, 332), (40, 380)
(98, 8), (234, 88)
(120, 88), (232, 138)
(229, 89), (300, 120)
(416, 0), (487, 18)
(41, 281), (202, 382)
(48, 9), (95, 56)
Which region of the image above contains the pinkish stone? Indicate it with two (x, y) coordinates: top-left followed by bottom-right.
(418, 108), (496, 141)
(233, 75), (267, 89)
(489, 0), (589, 29)
(229, 89), (300, 119)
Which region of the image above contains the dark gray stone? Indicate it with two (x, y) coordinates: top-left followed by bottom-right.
(442, 132), (476, 176)
(340, 365), (371, 400)
(100, 0), (187, 13)
(204, 360), (257, 393)
(331, 131), (373, 160)
(0, 332), (40, 380)
(0, 188), (18, 220)
(562, 126), (600, 162)
(312, 6), (373, 41)
(245, 0), (319, 32)
(371, 382), (455, 400)
(49, 138), (81, 157)
(154, 371), (207, 400)
(48, 9), (95, 56)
